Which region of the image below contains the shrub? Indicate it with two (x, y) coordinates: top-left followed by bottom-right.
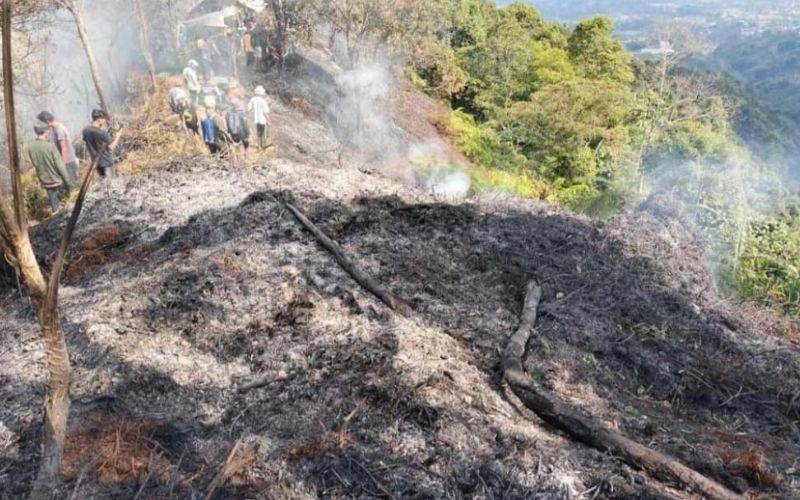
(730, 207), (800, 314)
(21, 169), (51, 221)
(470, 166), (543, 198)
(430, 109), (525, 172)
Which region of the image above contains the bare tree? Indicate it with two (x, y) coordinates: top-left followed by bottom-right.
(1, 1), (113, 496)
(55, 0), (112, 117)
(634, 21), (713, 193)
(133, 0), (157, 90)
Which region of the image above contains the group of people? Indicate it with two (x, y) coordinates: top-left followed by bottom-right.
(23, 49), (273, 214)
(174, 58), (272, 157)
(241, 22), (270, 68)
(24, 109), (116, 212)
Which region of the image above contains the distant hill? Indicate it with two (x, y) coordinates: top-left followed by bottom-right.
(496, 0), (800, 22)
(708, 31), (800, 126)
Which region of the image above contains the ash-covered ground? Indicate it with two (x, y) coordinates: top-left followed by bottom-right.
(1, 55), (799, 499)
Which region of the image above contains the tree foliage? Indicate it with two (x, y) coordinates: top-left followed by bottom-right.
(567, 16), (634, 85)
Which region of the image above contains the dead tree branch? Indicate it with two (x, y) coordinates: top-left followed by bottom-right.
(285, 202), (412, 316)
(132, 0), (157, 91)
(503, 281), (744, 500)
(57, 0), (112, 117)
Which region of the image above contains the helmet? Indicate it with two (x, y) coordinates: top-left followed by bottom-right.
(188, 59), (199, 68)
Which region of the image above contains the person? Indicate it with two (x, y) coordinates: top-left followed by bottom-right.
(237, 21), (247, 49)
(36, 111), (79, 185)
(168, 88), (199, 136)
(24, 125), (74, 212)
(183, 60), (201, 104)
(168, 86), (188, 114)
(248, 85), (270, 149)
(82, 109), (115, 177)
(196, 38), (218, 80)
(252, 24), (268, 64)
(182, 100), (200, 137)
(199, 83), (221, 111)
(201, 107), (231, 156)
(215, 77), (231, 106)
(227, 78), (246, 110)
(226, 105), (250, 157)
(243, 29), (255, 67)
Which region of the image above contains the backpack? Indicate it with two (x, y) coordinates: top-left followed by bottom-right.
(201, 87), (218, 109)
(226, 110), (249, 141)
(183, 107), (198, 130)
(201, 117), (216, 144)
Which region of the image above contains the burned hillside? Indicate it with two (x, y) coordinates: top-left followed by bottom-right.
(2, 53), (800, 500)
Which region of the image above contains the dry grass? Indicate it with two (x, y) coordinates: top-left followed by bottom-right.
(209, 253), (254, 282)
(64, 223), (126, 280)
(204, 438), (259, 500)
(61, 413), (170, 486)
(287, 408), (358, 461)
(118, 243), (158, 267)
(118, 74), (205, 175)
(723, 449), (777, 488)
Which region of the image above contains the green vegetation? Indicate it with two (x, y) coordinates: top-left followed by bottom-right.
(727, 207), (800, 314)
(710, 31), (800, 127)
(21, 170), (52, 221)
(399, 0), (800, 313)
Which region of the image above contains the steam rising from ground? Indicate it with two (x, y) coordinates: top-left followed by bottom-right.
(642, 153), (786, 284)
(331, 64), (404, 161)
(326, 61), (471, 199)
(409, 142), (471, 200)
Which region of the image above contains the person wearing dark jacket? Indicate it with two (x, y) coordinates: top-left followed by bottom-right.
(24, 125), (74, 211)
(82, 109), (115, 177)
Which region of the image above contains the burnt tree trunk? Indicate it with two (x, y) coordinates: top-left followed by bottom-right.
(61, 0), (112, 116)
(503, 282), (744, 500)
(132, 0), (157, 91)
(285, 202), (412, 316)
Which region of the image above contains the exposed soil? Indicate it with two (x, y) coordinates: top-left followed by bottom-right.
(1, 53), (799, 499)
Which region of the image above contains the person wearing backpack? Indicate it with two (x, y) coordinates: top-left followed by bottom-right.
(199, 84), (220, 111)
(226, 106), (250, 158)
(202, 107), (231, 156)
(168, 86), (188, 114)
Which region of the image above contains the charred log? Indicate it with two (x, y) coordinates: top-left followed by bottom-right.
(503, 281), (744, 500)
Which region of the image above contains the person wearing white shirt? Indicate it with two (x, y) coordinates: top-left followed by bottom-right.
(183, 60), (201, 104)
(248, 85), (271, 148)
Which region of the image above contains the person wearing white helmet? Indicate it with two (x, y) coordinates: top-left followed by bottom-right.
(248, 85), (271, 149)
(183, 59), (201, 104)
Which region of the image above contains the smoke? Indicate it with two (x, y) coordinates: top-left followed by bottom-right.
(18, 0), (146, 138)
(641, 152), (787, 284)
(409, 142), (471, 200)
(330, 63), (404, 161)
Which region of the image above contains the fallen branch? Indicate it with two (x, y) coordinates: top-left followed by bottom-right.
(503, 281), (744, 500)
(284, 202), (412, 316)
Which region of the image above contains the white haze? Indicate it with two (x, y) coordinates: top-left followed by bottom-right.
(325, 55), (471, 199)
(409, 142), (471, 200)
(19, 0), (143, 139)
(332, 63), (404, 161)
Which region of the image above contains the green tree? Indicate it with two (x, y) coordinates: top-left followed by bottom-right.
(498, 80), (636, 187)
(531, 42), (576, 86)
(568, 16), (634, 85)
